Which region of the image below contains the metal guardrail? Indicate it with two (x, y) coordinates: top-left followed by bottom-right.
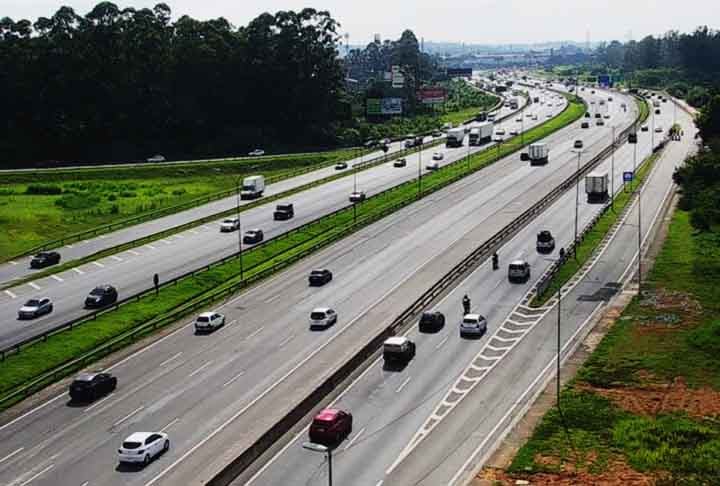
(0, 97), (574, 409)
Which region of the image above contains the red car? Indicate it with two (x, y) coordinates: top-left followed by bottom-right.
(308, 408), (353, 445)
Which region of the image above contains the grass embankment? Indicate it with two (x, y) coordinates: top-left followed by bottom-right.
(505, 209), (720, 484)
(0, 149), (362, 260)
(0, 95), (585, 406)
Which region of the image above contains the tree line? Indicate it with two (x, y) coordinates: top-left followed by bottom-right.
(0, 3), (347, 167)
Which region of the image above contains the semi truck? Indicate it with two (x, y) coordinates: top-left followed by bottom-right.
(468, 122), (493, 146)
(528, 143), (549, 166)
(240, 175), (265, 199)
(446, 127), (466, 147)
(585, 171), (609, 203)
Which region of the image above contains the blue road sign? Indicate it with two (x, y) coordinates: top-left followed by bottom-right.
(623, 171), (633, 182)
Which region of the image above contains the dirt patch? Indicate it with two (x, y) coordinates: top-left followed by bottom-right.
(478, 459), (657, 485)
(578, 377), (720, 418)
(638, 288), (702, 316)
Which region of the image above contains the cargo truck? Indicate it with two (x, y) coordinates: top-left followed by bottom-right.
(509, 98), (519, 109)
(528, 143), (549, 166)
(446, 128), (466, 148)
(240, 175), (265, 199)
(585, 171), (609, 203)
(468, 122), (493, 146)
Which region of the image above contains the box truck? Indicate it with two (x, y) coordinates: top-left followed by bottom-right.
(528, 143), (549, 166)
(585, 171), (609, 203)
(468, 122), (493, 146)
(446, 128), (466, 147)
(240, 175), (265, 199)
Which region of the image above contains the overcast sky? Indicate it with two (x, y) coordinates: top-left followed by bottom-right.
(2, 0), (718, 45)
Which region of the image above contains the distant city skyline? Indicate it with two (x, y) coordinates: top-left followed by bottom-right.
(3, 0), (718, 45)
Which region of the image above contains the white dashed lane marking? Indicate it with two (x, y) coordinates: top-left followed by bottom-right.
(111, 255), (123, 262)
(73, 267), (85, 275)
(5, 290), (17, 299)
(128, 250), (141, 256)
(92, 262), (104, 268)
(51, 275), (64, 282)
(28, 282), (41, 291)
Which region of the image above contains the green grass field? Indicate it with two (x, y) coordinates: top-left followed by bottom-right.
(0, 149), (362, 260)
(508, 208), (720, 483)
(0, 96), (585, 406)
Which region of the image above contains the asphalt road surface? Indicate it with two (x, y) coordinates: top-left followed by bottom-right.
(0, 87), (638, 486)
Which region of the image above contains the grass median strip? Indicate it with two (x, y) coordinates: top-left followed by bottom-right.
(531, 150), (660, 307)
(0, 95), (585, 407)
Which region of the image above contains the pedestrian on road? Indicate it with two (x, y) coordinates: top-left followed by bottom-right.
(462, 294), (471, 315)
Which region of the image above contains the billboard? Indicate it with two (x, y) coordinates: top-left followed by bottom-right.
(391, 65), (405, 88)
(598, 74), (613, 88)
(367, 97), (403, 115)
(418, 87), (447, 104)
(447, 67), (473, 78)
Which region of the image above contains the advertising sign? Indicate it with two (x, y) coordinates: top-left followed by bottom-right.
(447, 67), (473, 78)
(418, 87), (447, 104)
(623, 171), (633, 182)
(391, 65), (405, 88)
(367, 98), (403, 115)
(598, 74), (613, 88)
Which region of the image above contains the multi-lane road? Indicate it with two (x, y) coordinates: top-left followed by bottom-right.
(0, 94), (542, 349)
(0, 85), (645, 486)
(238, 91), (692, 486)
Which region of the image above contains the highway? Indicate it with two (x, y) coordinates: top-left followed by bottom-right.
(241, 99), (694, 486)
(0, 87), (636, 486)
(0, 100), (517, 288)
(0, 93), (545, 349)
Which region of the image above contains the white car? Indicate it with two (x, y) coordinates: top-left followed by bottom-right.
(509, 129), (519, 136)
(248, 149), (265, 157)
(432, 152), (444, 161)
(604, 114), (611, 119)
(655, 126), (663, 133)
(194, 311), (225, 333)
(146, 154), (165, 163)
(495, 128), (506, 136)
(118, 432), (169, 466)
(349, 191), (366, 203)
(220, 218), (240, 232)
(532, 114), (539, 121)
(18, 297), (53, 319)
(459, 314), (488, 337)
(309, 307), (337, 330)
(426, 161), (439, 171)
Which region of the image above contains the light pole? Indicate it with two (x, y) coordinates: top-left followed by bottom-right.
(610, 126), (616, 211)
(303, 442), (332, 486)
(417, 138), (423, 198)
(637, 172), (643, 293)
(571, 149), (584, 259)
(542, 256), (564, 407)
(235, 176), (244, 281)
(651, 113), (655, 150)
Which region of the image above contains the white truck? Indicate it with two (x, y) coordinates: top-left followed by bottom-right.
(446, 127), (466, 148)
(240, 175), (265, 199)
(585, 171), (609, 203)
(468, 122), (493, 146)
(528, 143), (549, 166)
(509, 97), (520, 109)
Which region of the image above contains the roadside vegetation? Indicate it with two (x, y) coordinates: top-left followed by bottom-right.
(0, 149), (361, 260)
(0, 96), (585, 410)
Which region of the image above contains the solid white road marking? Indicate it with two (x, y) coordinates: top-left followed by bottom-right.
(19, 463), (55, 486)
(80, 482), (89, 486)
(0, 447), (24, 465)
(72, 267), (85, 275)
(160, 418), (180, 432)
(395, 376), (412, 393)
(4, 289), (17, 299)
(92, 262), (104, 268)
(113, 406), (144, 427)
(50, 275), (64, 282)
(344, 427), (366, 451)
(245, 326), (264, 340)
(159, 352), (182, 367)
(277, 334), (294, 348)
(83, 393), (115, 413)
(222, 371), (246, 388)
(28, 282), (41, 291)
(188, 361), (213, 378)
(111, 255), (123, 262)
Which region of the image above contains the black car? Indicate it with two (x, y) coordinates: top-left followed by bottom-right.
(69, 372), (117, 402)
(655, 109), (661, 115)
(273, 203), (294, 221)
(594, 113), (602, 118)
(84, 285), (118, 308)
(581, 122), (590, 129)
(243, 229), (264, 244)
(536, 230), (556, 253)
(418, 311), (445, 332)
(584, 112), (591, 118)
(309, 269), (333, 286)
(30, 251), (61, 269)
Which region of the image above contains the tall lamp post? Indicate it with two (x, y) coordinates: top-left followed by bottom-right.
(610, 126), (616, 211)
(235, 176), (245, 281)
(571, 149), (585, 259)
(303, 442), (332, 486)
(417, 137), (423, 198)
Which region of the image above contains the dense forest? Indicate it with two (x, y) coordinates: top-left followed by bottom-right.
(0, 3), (347, 167)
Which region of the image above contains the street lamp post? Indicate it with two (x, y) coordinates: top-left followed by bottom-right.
(611, 126), (616, 211)
(303, 442), (332, 486)
(417, 138), (423, 198)
(235, 177), (244, 281)
(571, 149), (584, 259)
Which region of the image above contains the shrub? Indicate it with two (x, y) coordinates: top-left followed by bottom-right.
(171, 188), (186, 196)
(119, 191), (137, 198)
(25, 184), (62, 195)
(54, 193), (101, 210)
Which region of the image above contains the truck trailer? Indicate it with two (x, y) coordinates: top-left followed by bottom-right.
(468, 122), (493, 146)
(585, 171), (609, 203)
(240, 175), (265, 199)
(446, 128), (466, 148)
(528, 143), (549, 166)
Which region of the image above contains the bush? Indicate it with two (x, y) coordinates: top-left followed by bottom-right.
(171, 188), (186, 196)
(119, 191), (137, 198)
(25, 184), (62, 195)
(54, 193), (101, 210)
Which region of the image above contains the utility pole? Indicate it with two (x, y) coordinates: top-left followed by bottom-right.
(637, 177), (642, 293)
(235, 177), (244, 281)
(611, 126), (615, 211)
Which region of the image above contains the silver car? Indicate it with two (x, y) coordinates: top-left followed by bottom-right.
(460, 314), (488, 337)
(309, 308), (337, 330)
(18, 297), (53, 319)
